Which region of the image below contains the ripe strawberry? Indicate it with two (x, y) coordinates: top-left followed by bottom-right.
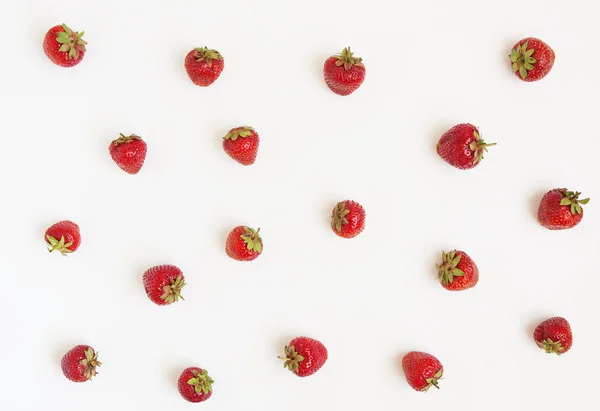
(323, 47), (366, 96)
(225, 226), (263, 261)
(142, 265), (186, 305)
(61, 345), (101, 382)
(510, 38), (555, 82)
(534, 317), (573, 355)
(278, 337), (328, 377)
(178, 367), (214, 403)
(402, 351), (443, 392)
(436, 123), (496, 170)
(537, 188), (589, 230)
(222, 126), (259, 165)
(45, 220), (81, 255)
(109, 133), (147, 174)
(331, 200), (365, 238)
(184, 47), (224, 86)
(43, 24), (87, 68)
(436, 250), (479, 291)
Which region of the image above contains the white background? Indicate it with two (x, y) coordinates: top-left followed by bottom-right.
(0, 0), (598, 409)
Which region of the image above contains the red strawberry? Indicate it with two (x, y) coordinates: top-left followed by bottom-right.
(109, 133), (147, 174)
(61, 345), (101, 382)
(323, 47), (366, 96)
(278, 337), (328, 377)
(45, 220), (81, 255)
(436, 250), (479, 291)
(142, 265), (185, 305)
(43, 24), (87, 68)
(222, 126), (259, 165)
(534, 317), (573, 355)
(537, 188), (589, 230)
(178, 367), (214, 403)
(510, 38), (555, 82)
(331, 200), (365, 238)
(436, 123), (496, 170)
(184, 47), (224, 87)
(225, 226), (263, 261)
(402, 351), (443, 392)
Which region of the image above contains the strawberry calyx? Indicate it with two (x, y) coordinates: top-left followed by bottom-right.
(46, 235), (74, 256)
(193, 47), (222, 67)
(469, 130), (496, 165)
(536, 338), (565, 355)
(81, 347), (101, 380)
(277, 345), (305, 372)
(334, 47), (364, 71)
(223, 126), (254, 141)
(436, 250), (465, 285)
(56, 24), (87, 60)
(241, 227), (262, 253)
(423, 368), (443, 391)
(510, 41), (536, 80)
(187, 369), (214, 395)
(331, 202), (350, 232)
(558, 189), (590, 215)
(112, 133), (142, 146)
(160, 275), (186, 304)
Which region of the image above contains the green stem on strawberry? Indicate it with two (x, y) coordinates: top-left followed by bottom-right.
(334, 47), (364, 71)
(241, 227), (262, 253)
(436, 250), (464, 285)
(423, 369), (443, 391)
(510, 41), (536, 80)
(537, 338), (565, 354)
(558, 189), (590, 215)
(160, 275), (186, 304)
(469, 131), (496, 165)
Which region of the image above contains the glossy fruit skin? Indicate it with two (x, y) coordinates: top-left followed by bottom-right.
(178, 367), (213, 403)
(438, 250), (479, 291)
(436, 123), (493, 170)
(109, 134), (147, 174)
(61, 345), (100, 382)
(323, 56), (365, 96)
(511, 37), (555, 82)
(281, 337), (328, 377)
(45, 220), (81, 254)
(184, 48), (224, 86)
(534, 317), (573, 355)
(225, 226), (262, 261)
(43, 25), (85, 67)
(537, 189), (584, 230)
(222, 127), (259, 165)
(142, 265), (185, 305)
(331, 200), (366, 238)
(402, 351), (443, 392)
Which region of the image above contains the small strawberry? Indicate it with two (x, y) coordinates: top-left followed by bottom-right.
(43, 24), (87, 68)
(436, 250), (479, 291)
(278, 337), (328, 377)
(402, 351), (443, 392)
(184, 47), (224, 86)
(534, 317), (573, 355)
(323, 47), (366, 96)
(436, 123), (496, 170)
(178, 367), (214, 403)
(537, 188), (589, 230)
(61, 345), (101, 382)
(510, 38), (555, 82)
(225, 226), (263, 261)
(109, 133), (147, 174)
(142, 265), (185, 305)
(45, 220), (81, 255)
(222, 126), (259, 165)
(331, 200), (365, 238)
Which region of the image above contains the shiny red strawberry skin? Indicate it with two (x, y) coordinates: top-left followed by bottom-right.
(534, 317), (573, 353)
(402, 351), (443, 391)
(43, 25), (84, 68)
(441, 251), (479, 291)
(45, 220), (81, 252)
(222, 129), (259, 165)
(331, 200), (366, 238)
(537, 189), (583, 230)
(512, 37), (555, 82)
(142, 265), (184, 305)
(178, 367), (213, 403)
(288, 337), (328, 377)
(61, 345), (95, 382)
(436, 123), (481, 169)
(323, 56), (365, 96)
(109, 137), (147, 174)
(225, 226), (261, 261)
(184, 50), (224, 86)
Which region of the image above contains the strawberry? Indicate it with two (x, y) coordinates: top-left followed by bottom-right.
(537, 188), (589, 230)
(323, 47), (365, 96)
(436, 123), (496, 170)
(331, 200), (365, 238)
(278, 337), (328, 377)
(222, 126), (259, 165)
(45, 220), (81, 255)
(178, 367), (214, 403)
(510, 38), (555, 82)
(402, 351), (443, 392)
(61, 345), (101, 382)
(184, 47), (224, 86)
(109, 133), (147, 174)
(43, 24), (87, 68)
(142, 265), (185, 305)
(534, 317), (573, 355)
(225, 226), (263, 261)
(436, 250), (479, 291)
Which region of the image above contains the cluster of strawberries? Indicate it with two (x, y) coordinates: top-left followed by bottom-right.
(43, 23), (584, 399)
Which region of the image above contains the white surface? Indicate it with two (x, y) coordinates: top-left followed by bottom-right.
(0, 0), (598, 409)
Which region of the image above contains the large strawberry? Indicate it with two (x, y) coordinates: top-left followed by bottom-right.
(225, 226), (263, 261)
(331, 200), (365, 238)
(178, 367), (214, 403)
(537, 188), (589, 230)
(436, 123), (496, 170)
(61, 345), (101, 382)
(184, 47), (224, 86)
(323, 47), (365, 96)
(43, 24), (87, 68)
(109, 133), (147, 174)
(142, 265), (186, 305)
(510, 37), (555, 82)
(278, 337), (328, 377)
(222, 126), (259, 165)
(436, 250), (479, 291)
(534, 317), (573, 355)
(45, 220), (81, 255)
(402, 351), (443, 392)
